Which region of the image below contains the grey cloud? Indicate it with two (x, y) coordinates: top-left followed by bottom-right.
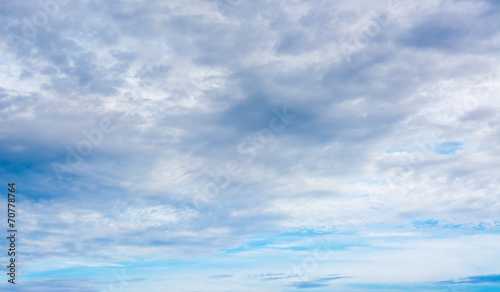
(0, 0), (498, 276)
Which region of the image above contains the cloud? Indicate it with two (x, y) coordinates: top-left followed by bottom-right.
(0, 278), (99, 292)
(440, 274), (500, 284)
(64, 262), (125, 267)
(209, 274), (233, 279)
(0, 0), (498, 290)
(292, 276), (348, 289)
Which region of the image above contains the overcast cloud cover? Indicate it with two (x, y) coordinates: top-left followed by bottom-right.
(0, 0), (499, 291)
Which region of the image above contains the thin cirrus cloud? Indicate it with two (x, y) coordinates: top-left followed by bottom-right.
(0, 0), (499, 291)
(64, 262), (125, 267)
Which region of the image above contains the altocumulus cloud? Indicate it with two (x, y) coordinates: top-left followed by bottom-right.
(0, 0), (499, 291)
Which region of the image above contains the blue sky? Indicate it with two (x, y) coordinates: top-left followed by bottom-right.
(0, 0), (499, 291)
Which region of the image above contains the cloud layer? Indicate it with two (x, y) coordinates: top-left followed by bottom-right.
(0, 0), (499, 291)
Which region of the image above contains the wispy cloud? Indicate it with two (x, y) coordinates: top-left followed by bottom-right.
(439, 274), (500, 284)
(292, 276), (349, 289)
(64, 262), (125, 267)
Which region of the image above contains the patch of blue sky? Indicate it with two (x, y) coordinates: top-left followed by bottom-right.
(347, 281), (500, 292)
(441, 223), (465, 229)
(410, 219), (499, 232)
(456, 274), (500, 284)
(435, 141), (463, 154)
(25, 243), (321, 284)
(21, 256), (198, 282)
(220, 230), (363, 255)
(386, 141), (463, 155)
(22, 265), (116, 282)
(412, 219), (439, 228)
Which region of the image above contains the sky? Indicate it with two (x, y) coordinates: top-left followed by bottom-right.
(0, 0), (499, 291)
